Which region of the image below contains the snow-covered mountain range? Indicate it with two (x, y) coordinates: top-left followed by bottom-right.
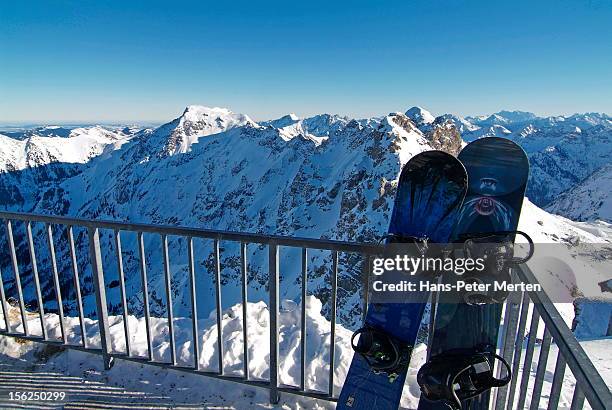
(405, 107), (612, 208)
(0, 105), (610, 332)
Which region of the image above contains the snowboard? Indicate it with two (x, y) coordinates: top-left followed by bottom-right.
(337, 150), (467, 410)
(418, 137), (529, 410)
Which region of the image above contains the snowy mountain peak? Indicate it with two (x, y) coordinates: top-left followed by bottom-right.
(155, 105), (255, 156)
(261, 113), (300, 129)
(179, 105), (254, 128)
(405, 106), (435, 125)
(495, 110), (537, 123)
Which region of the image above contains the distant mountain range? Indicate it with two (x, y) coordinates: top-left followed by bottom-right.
(0, 105), (609, 327)
(405, 107), (612, 209)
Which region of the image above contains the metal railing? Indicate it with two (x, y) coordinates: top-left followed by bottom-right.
(491, 265), (611, 410)
(0, 211), (609, 409)
(0, 211), (380, 404)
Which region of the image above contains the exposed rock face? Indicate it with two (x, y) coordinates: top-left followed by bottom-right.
(424, 118), (463, 156)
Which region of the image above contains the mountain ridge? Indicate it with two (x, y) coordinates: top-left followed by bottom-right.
(0, 104), (609, 327)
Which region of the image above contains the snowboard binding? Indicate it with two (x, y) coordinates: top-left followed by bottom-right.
(417, 346), (511, 410)
(380, 233), (430, 255)
(350, 326), (411, 383)
(458, 230), (534, 305)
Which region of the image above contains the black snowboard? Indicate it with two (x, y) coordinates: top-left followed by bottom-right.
(418, 137), (529, 410)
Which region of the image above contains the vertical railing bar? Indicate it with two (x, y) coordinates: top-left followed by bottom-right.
(494, 270), (522, 410)
(570, 384), (585, 410)
(516, 308), (540, 410)
(87, 227), (113, 369)
(114, 229), (130, 356)
(214, 239), (224, 375)
(68, 226), (87, 348)
(6, 220), (29, 336)
(328, 251), (338, 398)
(138, 232), (153, 361)
(300, 247), (307, 391)
(506, 291), (530, 410)
(162, 234), (177, 366)
(188, 237), (200, 370)
(547, 351), (567, 410)
(26, 221), (47, 340)
(46, 223), (66, 344)
(0, 267), (10, 332)
(268, 243), (280, 404)
(427, 286), (439, 360)
(241, 241), (249, 380)
(362, 255), (370, 322)
(529, 328), (552, 410)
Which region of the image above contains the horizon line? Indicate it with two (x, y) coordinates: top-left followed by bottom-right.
(0, 107), (610, 127)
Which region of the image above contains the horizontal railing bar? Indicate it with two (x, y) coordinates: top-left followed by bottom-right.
(0, 330), (338, 402)
(0, 332), (102, 353)
(516, 264), (611, 410)
(104, 352), (338, 401)
(0, 211), (382, 254)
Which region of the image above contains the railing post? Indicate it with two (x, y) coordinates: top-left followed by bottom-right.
(0, 266), (10, 332)
(300, 247), (307, 391)
(361, 255), (370, 322)
(88, 227), (114, 370)
(241, 242), (249, 380)
(494, 270), (522, 410)
(268, 243), (280, 404)
(6, 220), (29, 336)
(328, 251), (338, 398)
(46, 223), (67, 343)
(214, 239), (224, 375)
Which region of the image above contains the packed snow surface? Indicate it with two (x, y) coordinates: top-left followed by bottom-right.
(0, 300), (610, 409)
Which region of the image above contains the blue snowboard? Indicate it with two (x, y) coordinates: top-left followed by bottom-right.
(338, 151), (467, 410)
(418, 137), (529, 410)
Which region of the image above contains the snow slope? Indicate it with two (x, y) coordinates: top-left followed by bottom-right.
(0, 107), (436, 331)
(547, 164), (612, 223)
(0, 105), (610, 408)
(0, 106), (609, 334)
(0, 300), (609, 409)
(0, 126), (131, 211)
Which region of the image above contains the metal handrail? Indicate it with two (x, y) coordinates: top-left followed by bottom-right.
(490, 263), (611, 410)
(0, 211), (609, 409)
(0, 210), (381, 405)
(0, 211), (382, 254)
(514, 264), (611, 410)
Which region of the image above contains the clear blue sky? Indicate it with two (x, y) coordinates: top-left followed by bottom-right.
(1, 0), (611, 122)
